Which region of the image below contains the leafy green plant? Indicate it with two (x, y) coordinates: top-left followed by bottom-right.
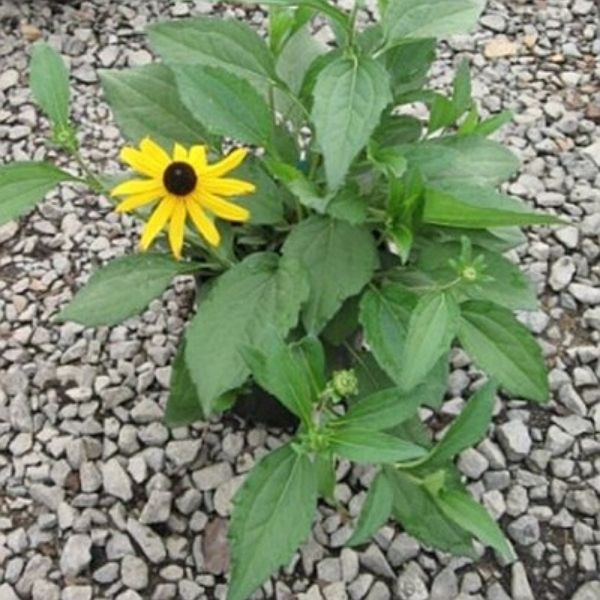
(1, 1), (563, 598)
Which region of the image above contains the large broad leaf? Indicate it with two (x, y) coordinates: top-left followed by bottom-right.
(185, 253), (309, 412)
(174, 65), (273, 148)
(423, 185), (562, 228)
(57, 254), (197, 326)
(329, 428), (426, 464)
(422, 381), (496, 468)
(148, 16), (277, 95)
(336, 388), (422, 431)
(359, 283), (417, 383)
(458, 301), (549, 402)
(397, 136), (519, 187)
(164, 341), (205, 426)
(0, 162), (76, 225)
(229, 444), (317, 600)
(434, 489), (515, 561)
(385, 468), (476, 556)
(383, 0), (486, 43)
(382, 38), (436, 97)
(242, 334), (324, 427)
(347, 471), (393, 547)
(398, 293), (460, 392)
(29, 42), (70, 129)
(283, 215), (378, 333)
(416, 242), (538, 311)
(312, 55), (392, 190)
(99, 64), (207, 147)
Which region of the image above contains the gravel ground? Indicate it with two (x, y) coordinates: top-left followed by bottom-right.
(1, 0), (599, 599)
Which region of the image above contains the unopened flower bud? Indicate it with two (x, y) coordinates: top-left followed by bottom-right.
(331, 369), (359, 398)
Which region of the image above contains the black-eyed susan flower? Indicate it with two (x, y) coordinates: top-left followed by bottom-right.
(111, 137), (255, 259)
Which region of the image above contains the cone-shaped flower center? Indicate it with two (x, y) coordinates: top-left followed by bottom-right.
(163, 161), (197, 196)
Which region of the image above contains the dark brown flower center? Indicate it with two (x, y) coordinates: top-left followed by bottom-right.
(163, 161), (197, 196)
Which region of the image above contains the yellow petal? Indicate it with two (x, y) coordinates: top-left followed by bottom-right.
(189, 145), (208, 172)
(204, 148), (248, 177)
(168, 201), (187, 260)
(120, 147), (164, 178)
(202, 177), (256, 197)
(197, 190), (250, 222)
(115, 190), (163, 213)
(173, 143), (188, 162)
(186, 198), (221, 247)
(111, 178), (163, 197)
(140, 196), (176, 251)
(139, 137), (171, 168)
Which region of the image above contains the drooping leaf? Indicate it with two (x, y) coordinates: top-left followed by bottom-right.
(57, 254), (197, 327)
(242, 333), (324, 427)
(382, 37), (436, 97)
(164, 341), (205, 426)
(359, 283), (417, 382)
(335, 388), (422, 431)
(422, 381), (497, 468)
(423, 185), (562, 228)
(384, 0), (486, 43)
(329, 428), (426, 464)
(385, 468), (476, 556)
(99, 64), (207, 147)
(0, 162), (77, 225)
(434, 489), (515, 561)
(185, 253), (309, 413)
(397, 136), (520, 187)
(148, 16), (277, 95)
(228, 444), (317, 600)
(312, 55), (392, 190)
(29, 42), (70, 130)
(174, 65), (273, 148)
(283, 215), (378, 333)
(458, 301), (549, 402)
(347, 471), (393, 546)
(398, 293), (460, 391)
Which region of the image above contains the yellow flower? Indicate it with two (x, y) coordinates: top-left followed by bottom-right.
(112, 137), (255, 259)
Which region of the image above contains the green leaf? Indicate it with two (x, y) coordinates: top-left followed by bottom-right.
(434, 489), (515, 560)
(148, 16), (277, 95)
(0, 162), (77, 225)
(242, 333), (323, 427)
(57, 254), (196, 327)
(232, 159), (285, 225)
(336, 388), (422, 431)
(174, 65), (273, 148)
(458, 301), (549, 402)
(382, 38), (436, 97)
(283, 216), (378, 333)
(29, 42), (70, 129)
(423, 185), (563, 228)
(385, 468), (476, 556)
(416, 242), (538, 310)
(326, 186), (368, 225)
(347, 471), (393, 546)
(384, 0), (486, 43)
(312, 55), (392, 190)
(423, 381), (496, 468)
(475, 110), (513, 136)
(229, 444), (317, 600)
(329, 428), (426, 464)
(398, 293), (460, 391)
(99, 64), (207, 147)
(428, 94), (456, 133)
(164, 342), (205, 426)
(315, 452), (336, 501)
(453, 59), (472, 116)
(185, 253), (309, 413)
(373, 114), (423, 147)
(398, 136), (519, 187)
(359, 283), (417, 383)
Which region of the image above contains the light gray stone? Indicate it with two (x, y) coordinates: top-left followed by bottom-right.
(102, 458), (133, 501)
(497, 420), (531, 461)
(60, 534), (92, 577)
(121, 555), (149, 590)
